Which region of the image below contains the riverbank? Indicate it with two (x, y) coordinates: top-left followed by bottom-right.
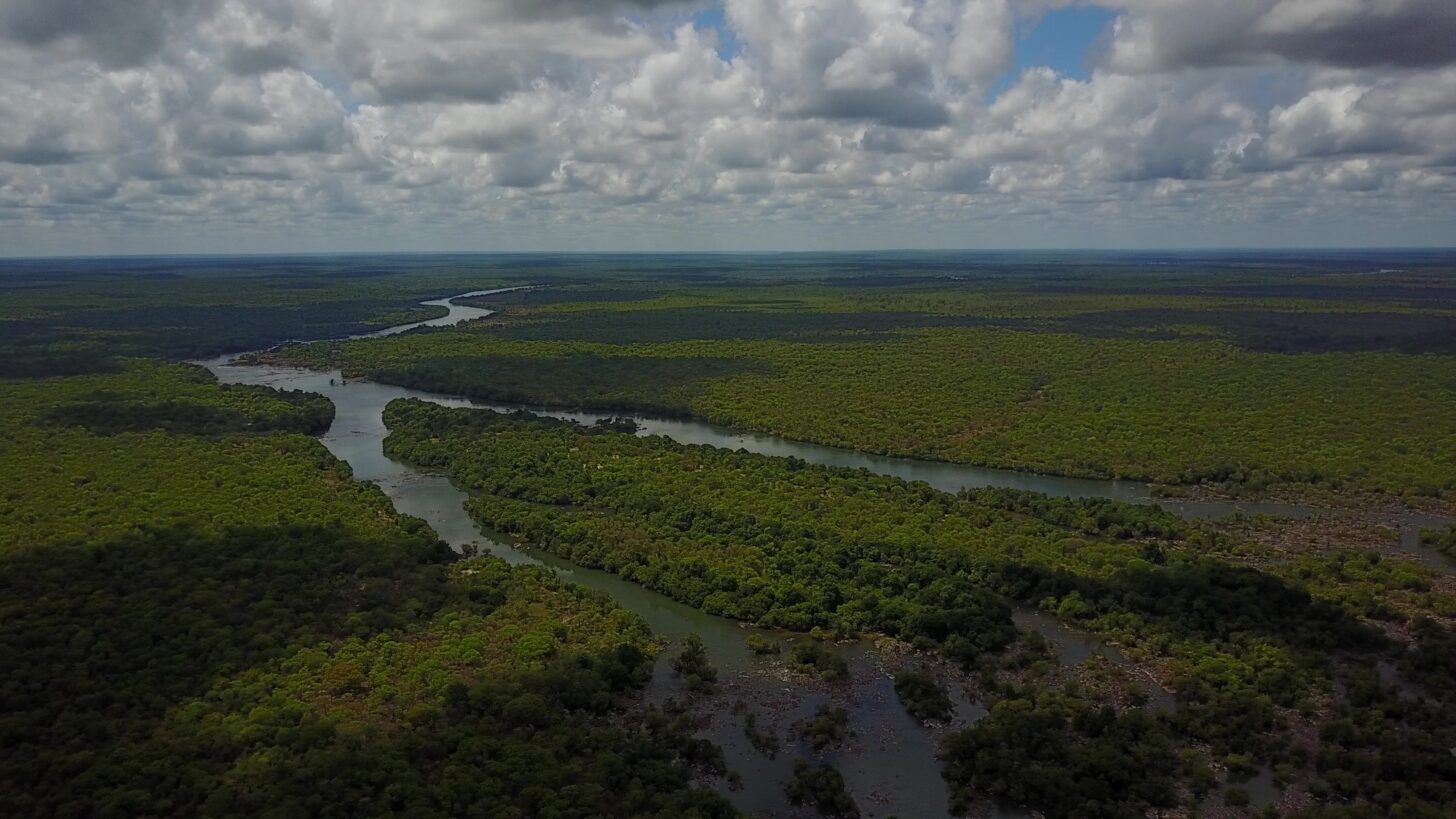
(204, 288), (1452, 818)
(201, 301), (1000, 817)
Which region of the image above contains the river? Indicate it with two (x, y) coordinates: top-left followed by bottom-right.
(207, 291), (1011, 817)
(202, 288), (1443, 816)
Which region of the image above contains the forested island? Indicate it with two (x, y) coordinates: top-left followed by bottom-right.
(277, 268), (1456, 502)
(3, 252), (1455, 818)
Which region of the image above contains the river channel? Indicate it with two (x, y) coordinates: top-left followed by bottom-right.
(202, 288), (1445, 816)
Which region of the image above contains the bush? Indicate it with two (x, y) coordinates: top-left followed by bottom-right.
(797, 704), (851, 751)
(747, 633), (780, 654)
(786, 758), (860, 819)
(893, 668), (954, 722)
(788, 642), (849, 682)
(743, 713), (780, 758)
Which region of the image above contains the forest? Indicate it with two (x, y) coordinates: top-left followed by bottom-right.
(273, 274), (1456, 502)
(5, 255), (1456, 818)
(941, 685), (1179, 817)
(381, 398), (1456, 817)
(0, 361), (406, 551)
(0, 356), (733, 817)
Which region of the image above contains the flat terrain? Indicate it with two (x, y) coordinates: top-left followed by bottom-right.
(0, 323), (732, 817)
(277, 265), (1456, 502)
(4, 252), (1455, 818)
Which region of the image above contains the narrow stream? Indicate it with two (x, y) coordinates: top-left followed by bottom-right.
(201, 288), (1444, 815)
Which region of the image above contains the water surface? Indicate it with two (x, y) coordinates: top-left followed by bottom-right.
(206, 310), (996, 817)
(206, 287), (1456, 814)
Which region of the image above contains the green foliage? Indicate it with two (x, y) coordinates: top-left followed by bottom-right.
(672, 633), (719, 692)
(746, 633), (780, 654)
(9, 263), (1456, 818)
(0, 360), (408, 553)
(942, 688), (1179, 818)
(0, 257), (512, 359)
(593, 415), (642, 434)
(893, 668), (954, 722)
(0, 349), (123, 379)
(1400, 618), (1456, 700)
(0, 523), (448, 794)
(382, 400), (1394, 761)
(373, 353), (768, 416)
(1420, 525), (1456, 557)
(786, 759), (860, 819)
(743, 712), (780, 758)
(1308, 663), (1456, 817)
(962, 487), (1187, 541)
(383, 400), (1019, 664)
(996, 559), (1380, 756)
(279, 281), (1456, 497)
(1284, 549), (1430, 621)
(788, 642), (851, 682)
(0, 357), (732, 817)
(1224, 787), (1251, 807)
(118, 560), (735, 819)
(40, 383), (334, 436)
(797, 704), (851, 750)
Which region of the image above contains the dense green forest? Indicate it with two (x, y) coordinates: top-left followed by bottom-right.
(275, 277), (1456, 500)
(382, 399), (1456, 816)
(6, 256), (1456, 817)
(0, 361), (732, 817)
(0, 361), (401, 551)
(942, 685), (1179, 816)
(383, 401), (1020, 665)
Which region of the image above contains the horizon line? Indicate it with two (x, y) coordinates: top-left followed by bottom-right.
(4, 246), (1456, 262)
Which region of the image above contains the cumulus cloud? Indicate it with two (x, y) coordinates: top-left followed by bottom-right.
(725, 0), (960, 128)
(1104, 0), (1456, 72)
(0, 0), (218, 68)
(945, 0), (1014, 86)
(0, 0), (1453, 251)
(176, 71), (352, 158)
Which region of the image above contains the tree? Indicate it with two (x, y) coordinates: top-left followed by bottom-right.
(671, 633), (718, 692)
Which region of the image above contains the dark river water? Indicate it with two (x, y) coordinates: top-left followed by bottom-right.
(201, 289), (1447, 816)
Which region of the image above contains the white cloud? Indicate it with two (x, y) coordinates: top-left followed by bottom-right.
(945, 0), (1014, 87)
(0, 0), (1453, 252)
(1103, 0), (1456, 72)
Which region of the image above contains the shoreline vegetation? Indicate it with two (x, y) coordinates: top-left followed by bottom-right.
(254, 332), (1456, 525)
(262, 279), (1456, 515)
(4, 255), (1455, 817)
(0, 359), (735, 816)
(263, 329), (1456, 505)
(380, 397), (1455, 817)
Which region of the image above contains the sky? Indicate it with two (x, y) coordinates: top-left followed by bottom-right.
(2, 0), (1455, 255)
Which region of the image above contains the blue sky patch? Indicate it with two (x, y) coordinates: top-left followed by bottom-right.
(991, 4), (1117, 98)
(693, 6), (742, 61)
